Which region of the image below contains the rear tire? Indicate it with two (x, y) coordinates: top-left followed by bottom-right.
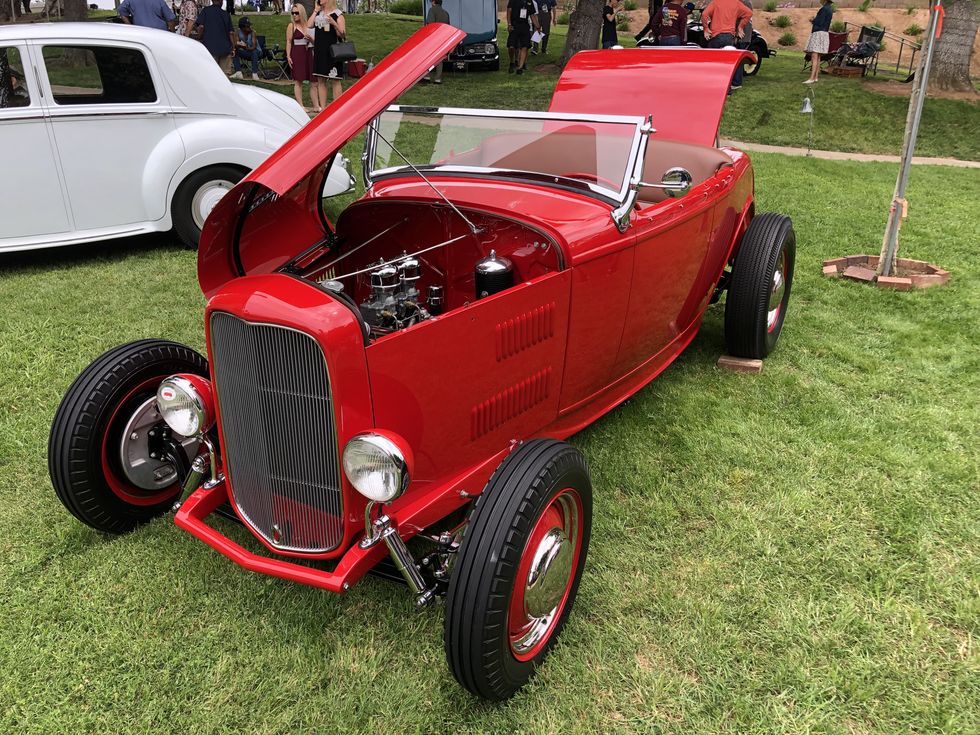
(171, 164), (247, 249)
(49, 340), (209, 534)
(743, 47), (763, 76)
(445, 440), (592, 699)
(724, 212), (795, 359)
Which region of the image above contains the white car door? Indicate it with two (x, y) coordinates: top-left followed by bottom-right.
(34, 40), (182, 232)
(0, 43), (72, 244)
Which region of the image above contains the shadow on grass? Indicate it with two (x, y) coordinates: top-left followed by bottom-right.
(0, 232), (188, 276)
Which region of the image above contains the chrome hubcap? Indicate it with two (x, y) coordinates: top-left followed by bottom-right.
(190, 179), (234, 230)
(767, 247), (787, 332)
(511, 492), (580, 656)
(119, 397), (198, 491)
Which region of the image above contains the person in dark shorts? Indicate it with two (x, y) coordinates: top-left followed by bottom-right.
(506, 0), (539, 75)
(601, 0), (620, 49)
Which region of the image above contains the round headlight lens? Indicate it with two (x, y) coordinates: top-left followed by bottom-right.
(342, 433), (411, 503)
(156, 375), (212, 437)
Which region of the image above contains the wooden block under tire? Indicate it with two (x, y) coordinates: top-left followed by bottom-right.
(717, 355), (764, 373)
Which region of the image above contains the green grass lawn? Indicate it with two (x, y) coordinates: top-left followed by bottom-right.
(240, 13), (980, 161)
(1, 147), (978, 730)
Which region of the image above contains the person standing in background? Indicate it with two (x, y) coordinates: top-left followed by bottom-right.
(309, 0), (346, 105)
(176, 0), (200, 37)
(196, 0), (235, 74)
(701, 0), (752, 90)
(803, 0), (834, 84)
(506, 0), (538, 75)
(424, 0), (450, 84)
(118, 0), (177, 31)
(651, 0), (687, 45)
(287, 4), (320, 111)
(533, 0), (556, 55)
(601, 0), (619, 49)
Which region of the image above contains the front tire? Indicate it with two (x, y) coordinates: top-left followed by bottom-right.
(724, 212), (796, 359)
(445, 440), (592, 699)
(171, 164), (247, 249)
(48, 340), (209, 534)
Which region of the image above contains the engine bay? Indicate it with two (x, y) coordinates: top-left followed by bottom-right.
(286, 200), (563, 339)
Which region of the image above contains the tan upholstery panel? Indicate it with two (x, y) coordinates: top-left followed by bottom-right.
(636, 139), (734, 207)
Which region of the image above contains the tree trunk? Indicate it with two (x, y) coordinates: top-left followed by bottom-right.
(559, 0), (604, 68)
(930, 0), (979, 93)
(62, 0), (85, 20)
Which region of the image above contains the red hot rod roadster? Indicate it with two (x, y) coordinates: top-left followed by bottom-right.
(49, 25), (795, 699)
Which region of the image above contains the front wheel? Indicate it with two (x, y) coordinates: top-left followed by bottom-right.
(445, 440), (592, 699)
(724, 212), (796, 359)
(48, 340), (209, 534)
(171, 164), (247, 249)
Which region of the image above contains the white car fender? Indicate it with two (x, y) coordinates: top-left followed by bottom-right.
(140, 128), (192, 224)
(165, 118), (273, 206)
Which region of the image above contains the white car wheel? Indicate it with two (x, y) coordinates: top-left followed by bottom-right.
(190, 179), (235, 231)
(172, 165), (247, 249)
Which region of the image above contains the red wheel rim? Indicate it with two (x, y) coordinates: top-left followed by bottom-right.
(100, 376), (182, 506)
(508, 487), (584, 662)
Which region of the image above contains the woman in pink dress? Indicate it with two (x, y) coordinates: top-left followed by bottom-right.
(286, 4), (321, 112)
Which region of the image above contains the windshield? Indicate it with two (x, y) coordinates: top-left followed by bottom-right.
(367, 107), (645, 204)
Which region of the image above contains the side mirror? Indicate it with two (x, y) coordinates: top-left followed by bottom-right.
(638, 167), (694, 199)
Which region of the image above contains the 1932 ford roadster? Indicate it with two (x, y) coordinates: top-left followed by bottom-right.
(49, 26), (795, 700)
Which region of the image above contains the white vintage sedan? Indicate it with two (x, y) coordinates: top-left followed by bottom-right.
(0, 23), (351, 251)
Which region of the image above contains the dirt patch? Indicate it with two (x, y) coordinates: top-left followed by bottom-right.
(863, 79), (980, 102)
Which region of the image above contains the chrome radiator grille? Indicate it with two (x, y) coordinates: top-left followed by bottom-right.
(209, 312), (343, 553)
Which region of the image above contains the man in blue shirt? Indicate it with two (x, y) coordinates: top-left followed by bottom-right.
(196, 0), (235, 74)
(118, 0), (177, 31)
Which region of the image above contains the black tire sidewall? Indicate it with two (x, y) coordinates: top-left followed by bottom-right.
(171, 164), (246, 249)
(49, 340), (209, 533)
(724, 212), (796, 359)
(445, 440), (593, 699)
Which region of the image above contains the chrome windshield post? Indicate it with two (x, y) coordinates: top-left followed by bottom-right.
(361, 114), (381, 191)
(611, 117), (654, 233)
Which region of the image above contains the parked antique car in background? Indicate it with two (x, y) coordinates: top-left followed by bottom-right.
(423, 0), (500, 71)
(0, 24), (351, 252)
(49, 26), (795, 699)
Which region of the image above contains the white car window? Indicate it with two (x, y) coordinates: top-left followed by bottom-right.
(0, 47), (32, 109)
(42, 45), (157, 105)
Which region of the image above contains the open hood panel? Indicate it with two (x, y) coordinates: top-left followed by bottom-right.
(549, 48), (752, 147)
(198, 23), (466, 298)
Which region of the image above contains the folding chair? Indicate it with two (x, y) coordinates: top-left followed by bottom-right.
(256, 34), (291, 81)
(802, 30), (848, 72)
(832, 26), (883, 77)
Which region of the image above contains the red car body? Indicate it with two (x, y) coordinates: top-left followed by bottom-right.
(51, 24), (794, 698)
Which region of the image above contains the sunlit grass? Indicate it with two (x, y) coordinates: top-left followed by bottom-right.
(0, 145), (977, 732)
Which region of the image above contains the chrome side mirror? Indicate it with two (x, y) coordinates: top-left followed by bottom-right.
(638, 167), (694, 199)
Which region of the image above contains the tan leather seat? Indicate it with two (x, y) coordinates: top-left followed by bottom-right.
(636, 139), (734, 207)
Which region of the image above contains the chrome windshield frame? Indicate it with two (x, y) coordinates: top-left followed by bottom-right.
(363, 105), (648, 209)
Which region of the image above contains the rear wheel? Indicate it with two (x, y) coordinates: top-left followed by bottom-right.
(743, 46), (763, 76)
(49, 340), (209, 534)
(171, 164), (247, 249)
(445, 440), (592, 699)
(724, 212), (796, 359)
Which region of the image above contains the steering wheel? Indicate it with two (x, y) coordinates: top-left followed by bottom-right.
(559, 171), (620, 190)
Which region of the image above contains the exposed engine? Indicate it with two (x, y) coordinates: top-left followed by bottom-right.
(352, 250), (515, 336)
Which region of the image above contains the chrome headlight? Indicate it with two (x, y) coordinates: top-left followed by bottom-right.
(156, 375), (214, 437)
(342, 432), (412, 503)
